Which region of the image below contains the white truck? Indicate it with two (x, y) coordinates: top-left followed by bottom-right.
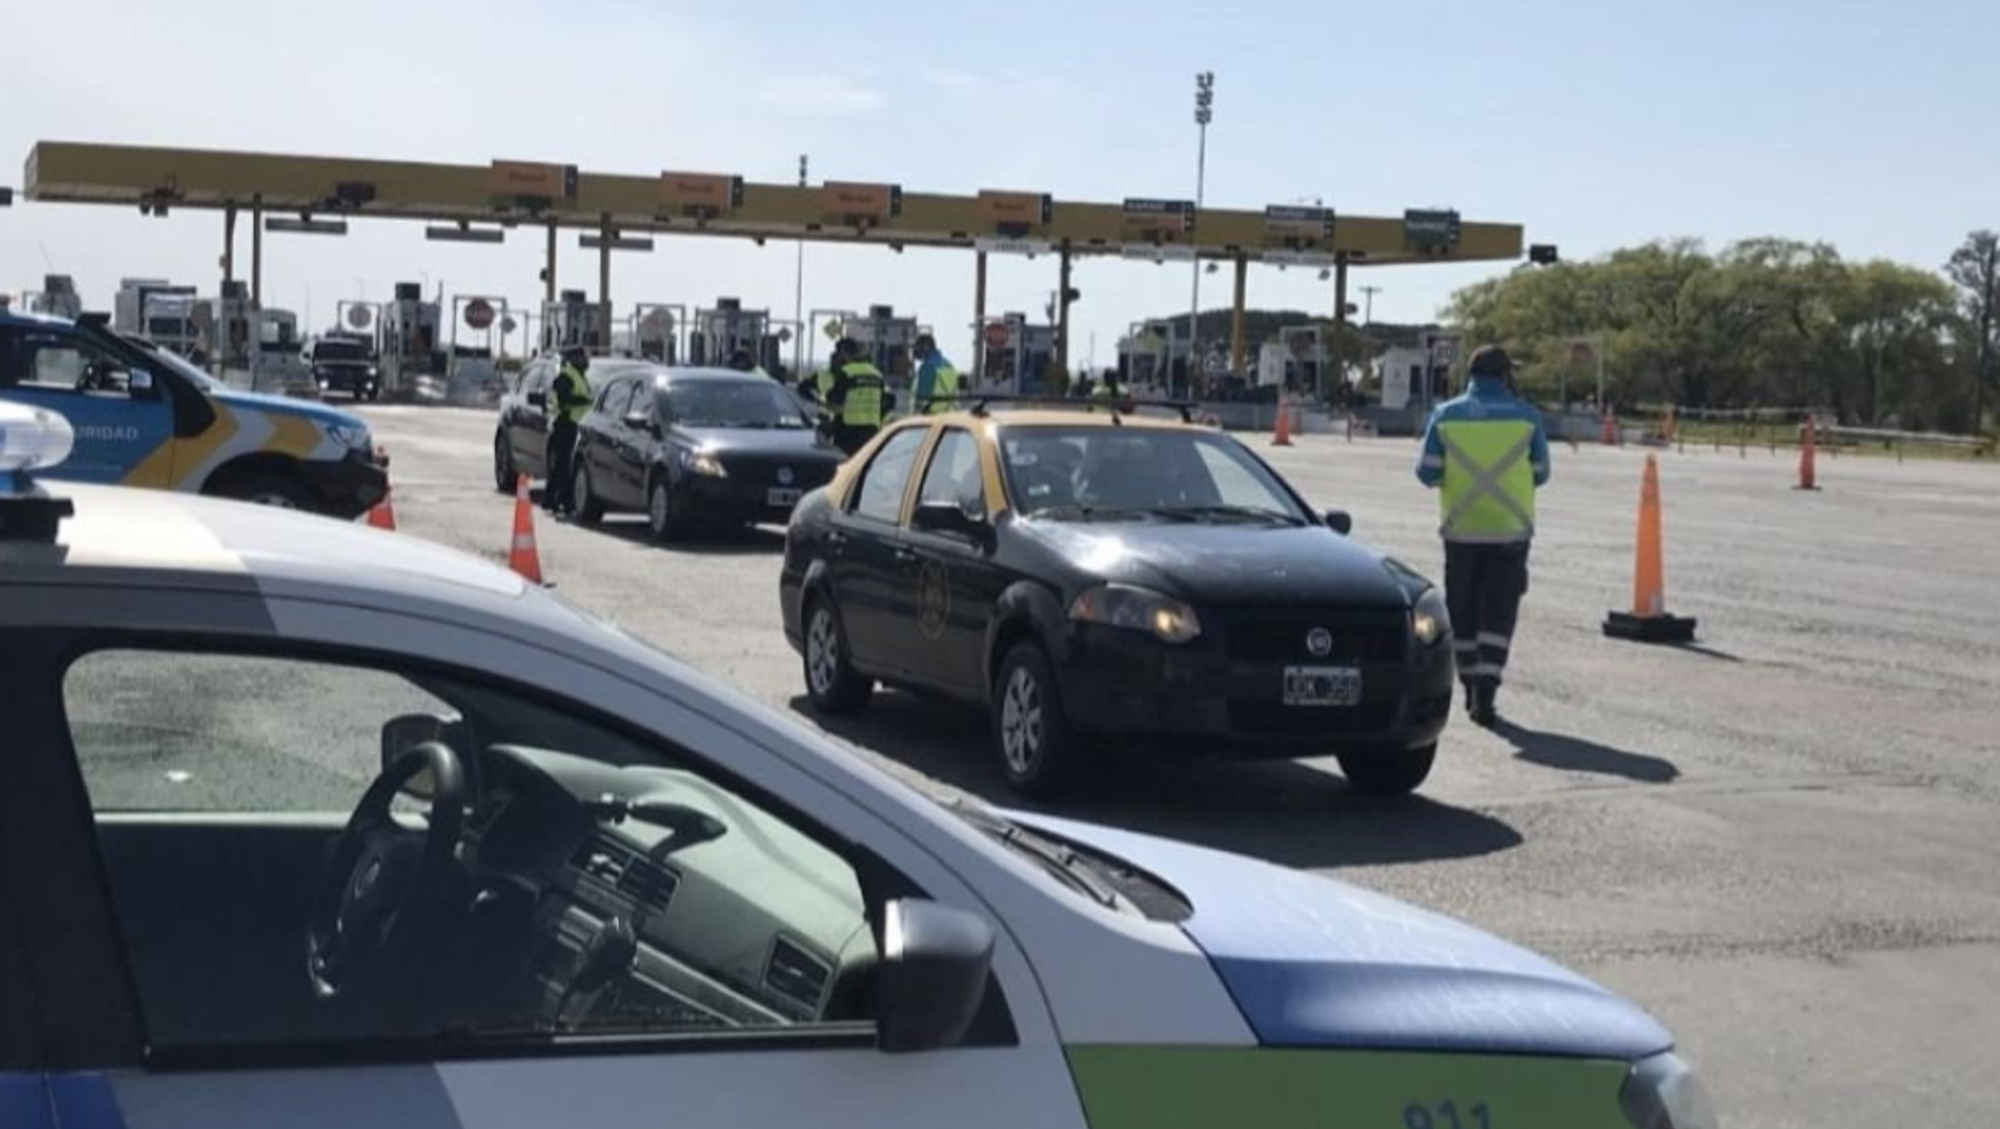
(113, 278), (200, 356)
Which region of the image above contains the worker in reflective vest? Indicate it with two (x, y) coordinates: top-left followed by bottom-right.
(912, 334), (960, 414)
(827, 340), (889, 455)
(1416, 345), (1551, 727)
(545, 346), (594, 518)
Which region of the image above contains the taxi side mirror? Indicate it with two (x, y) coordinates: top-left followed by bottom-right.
(913, 500), (984, 542)
(1324, 509), (1353, 535)
(876, 899), (994, 1053)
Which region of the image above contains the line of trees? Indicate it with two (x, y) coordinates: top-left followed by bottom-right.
(1443, 232), (2000, 435)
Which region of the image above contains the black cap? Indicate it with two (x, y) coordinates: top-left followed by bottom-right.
(1468, 345), (1513, 378)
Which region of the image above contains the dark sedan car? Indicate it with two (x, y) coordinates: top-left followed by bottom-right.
(304, 335), (380, 401)
(780, 407), (1456, 798)
(571, 366), (847, 540)
(491, 354), (561, 491)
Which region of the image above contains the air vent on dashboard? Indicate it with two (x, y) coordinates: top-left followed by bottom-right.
(571, 836), (679, 911)
(764, 936), (832, 1012)
(617, 857), (680, 909)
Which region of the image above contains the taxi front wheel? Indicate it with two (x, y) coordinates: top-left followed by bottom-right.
(1336, 742), (1437, 797)
(992, 643), (1089, 798)
(803, 597), (873, 713)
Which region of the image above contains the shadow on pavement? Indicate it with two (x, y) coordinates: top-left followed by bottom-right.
(589, 518), (788, 556)
(792, 692), (1524, 871)
(1667, 642), (1745, 663)
(1492, 720), (1680, 783)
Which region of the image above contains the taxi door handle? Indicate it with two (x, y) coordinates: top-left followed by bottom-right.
(893, 548), (918, 565)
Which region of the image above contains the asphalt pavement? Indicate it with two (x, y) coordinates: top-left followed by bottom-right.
(359, 404), (2000, 1128)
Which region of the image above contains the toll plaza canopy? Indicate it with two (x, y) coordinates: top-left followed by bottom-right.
(23, 142), (1522, 266)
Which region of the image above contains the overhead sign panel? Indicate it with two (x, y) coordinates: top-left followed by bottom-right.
(490, 160), (577, 201)
(1121, 244), (1197, 263)
(659, 171), (744, 215)
(1265, 204), (1335, 240)
(822, 181), (902, 223)
(976, 190), (1053, 228)
(1404, 208), (1463, 248)
(973, 237), (1053, 256)
(1263, 249), (1337, 268)
(1122, 198), (1196, 239)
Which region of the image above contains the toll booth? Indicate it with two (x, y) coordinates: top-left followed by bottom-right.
(380, 282), (443, 398)
(25, 275), (82, 319)
(1117, 320), (1187, 393)
(1272, 325), (1327, 395)
(977, 314), (1057, 394)
(248, 309), (313, 397)
(632, 303), (684, 364)
(840, 305), (920, 387)
(193, 281), (256, 376)
(541, 290), (604, 355)
(445, 295), (511, 405)
(689, 298), (782, 372)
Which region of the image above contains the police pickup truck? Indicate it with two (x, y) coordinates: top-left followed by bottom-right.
(0, 309), (387, 517)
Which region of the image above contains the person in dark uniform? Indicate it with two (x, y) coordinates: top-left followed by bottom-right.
(1415, 345), (1552, 727)
(825, 338), (888, 455)
(545, 346), (593, 517)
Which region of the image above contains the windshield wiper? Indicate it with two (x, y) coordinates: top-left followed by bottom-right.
(948, 800), (1122, 909)
(1160, 504), (1306, 526)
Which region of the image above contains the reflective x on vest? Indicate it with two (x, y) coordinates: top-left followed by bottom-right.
(1438, 419), (1536, 542)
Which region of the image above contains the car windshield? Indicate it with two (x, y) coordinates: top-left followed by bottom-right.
(998, 425), (1307, 524)
(314, 339), (369, 362)
(663, 380), (810, 429)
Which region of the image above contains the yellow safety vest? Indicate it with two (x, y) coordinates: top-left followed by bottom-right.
(1437, 418), (1537, 543)
(924, 364), (960, 414)
(840, 363), (886, 427)
(1091, 383), (1118, 402)
(557, 364), (593, 425)
(814, 368), (836, 403)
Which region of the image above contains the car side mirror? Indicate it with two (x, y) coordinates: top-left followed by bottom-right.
(913, 500), (983, 541)
(1324, 509), (1353, 535)
(380, 712), (456, 799)
(622, 410), (657, 434)
(127, 369), (156, 397)
(527, 391), (547, 409)
(876, 899), (994, 1053)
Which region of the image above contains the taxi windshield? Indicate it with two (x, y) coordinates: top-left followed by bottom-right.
(998, 425), (1307, 524)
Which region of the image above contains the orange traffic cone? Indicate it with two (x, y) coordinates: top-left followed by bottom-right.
(1270, 400), (1294, 447)
(1795, 416), (1821, 491)
(1604, 454), (1697, 643)
(509, 475), (544, 584)
(1601, 410), (1619, 446)
(363, 490), (397, 531)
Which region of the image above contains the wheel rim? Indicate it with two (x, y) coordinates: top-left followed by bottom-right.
(806, 608), (838, 695)
(494, 436), (510, 485)
(574, 465), (591, 513)
(999, 666), (1043, 776)
(650, 484), (670, 532)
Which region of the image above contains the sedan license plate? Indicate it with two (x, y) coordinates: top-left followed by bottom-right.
(767, 487), (802, 507)
(1282, 665), (1362, 708)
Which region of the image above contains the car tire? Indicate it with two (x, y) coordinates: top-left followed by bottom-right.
(802, 595), (873, 714)
(493, 432), (516, 494)
(646, 476), (681, 543)
(992, 642), (1089, 798)
(206, 471), (318, 513)
(572, 459), (606, 526)
(1336, 742), (1438, 797)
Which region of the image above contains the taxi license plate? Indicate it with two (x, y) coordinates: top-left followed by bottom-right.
(1282, 666), (1362, 707)
(767, 488), (802, 507)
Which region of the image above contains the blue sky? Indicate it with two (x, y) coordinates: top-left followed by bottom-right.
(3, 0), (1994, 366)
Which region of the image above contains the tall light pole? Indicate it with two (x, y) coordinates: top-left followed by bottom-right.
(795, 154), (808, 376)
(1360, 285), (1382, 325)
(1188, 70), (1214, 396)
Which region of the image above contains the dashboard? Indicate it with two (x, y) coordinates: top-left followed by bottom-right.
(461, 744), (876, 1033)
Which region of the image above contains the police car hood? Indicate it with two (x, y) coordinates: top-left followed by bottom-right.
(209, 385), (366, 433)
(1011, 811), (1674, 1059)
(1021, 518), (1411, 608)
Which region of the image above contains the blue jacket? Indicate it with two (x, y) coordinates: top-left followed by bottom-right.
(1416, 377), (1552, 488)
(914, 352), (955, 405)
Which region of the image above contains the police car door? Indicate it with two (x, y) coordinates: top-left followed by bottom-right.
(0, 326), (177, 487)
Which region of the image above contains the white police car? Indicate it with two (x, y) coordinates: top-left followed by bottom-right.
(0, 402), (1715, 1129)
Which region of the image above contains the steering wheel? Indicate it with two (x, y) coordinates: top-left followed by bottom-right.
(306, 741), (467, 999)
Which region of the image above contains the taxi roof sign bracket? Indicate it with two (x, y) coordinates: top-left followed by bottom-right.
(0, 487), (73, 543)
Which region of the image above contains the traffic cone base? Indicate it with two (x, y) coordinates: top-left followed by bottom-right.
(1270, 402), (1293, 447)
(1604, 454), (1698, 644)
(1795, 416), (1822, 490)
(364, 493), (397, 531)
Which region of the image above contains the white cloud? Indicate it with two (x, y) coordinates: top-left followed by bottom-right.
(756, 76), (885, 115)
(918, 66), (987, 93)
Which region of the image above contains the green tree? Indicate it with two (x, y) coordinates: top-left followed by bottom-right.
(1945, 230), (1999, 435)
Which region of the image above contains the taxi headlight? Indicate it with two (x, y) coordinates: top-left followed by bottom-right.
(1413, 587), (1449, 646)
(1069, 584), (1201, 645)
(0, 403), (76, 474)
(680, 449), (728, 478)
(1620, 1053), (1718, 1129)
(326, 423), (372, 452)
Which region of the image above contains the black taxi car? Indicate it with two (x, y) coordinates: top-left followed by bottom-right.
(779, 401), (1456, 798)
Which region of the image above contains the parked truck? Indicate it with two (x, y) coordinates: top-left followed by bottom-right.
(113, 278), (200, 356)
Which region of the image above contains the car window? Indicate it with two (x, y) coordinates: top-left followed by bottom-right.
(597, 379), (635, 418)
(917, 429), (985, 518)
(851, 426), (928, 524)
(663, 381), (810, 430)
(2, 330), (143, 398)
(61, 649), (879, 1054)
(999, 426), (1303, 520)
